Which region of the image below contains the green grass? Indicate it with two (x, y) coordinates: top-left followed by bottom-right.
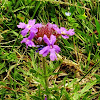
(0, 0), (100, 100)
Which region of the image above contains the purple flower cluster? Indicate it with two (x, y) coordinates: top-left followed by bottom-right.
(39, 35), (60, 61)
(17, 19), (75, 61)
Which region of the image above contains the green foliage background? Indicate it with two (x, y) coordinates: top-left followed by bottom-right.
(0, 0), (100, 100)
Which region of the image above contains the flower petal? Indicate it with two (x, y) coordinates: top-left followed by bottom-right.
(27, 40), (35, 47)
(52, 24), (58, 29)
(30, 27), (38, 34)
(39, 46), (50, 57)
(37, 37), (42, 42)
(66, 29), (75, 36)
(61, 35), (69, 39)
(21, 28), (29, 36)
(35, 23), (42, 28)
(28, 32), (35, 40)
(53, 45), (61, 53)
(65, 12), (71, 16)
(47, 23), (53, 29)
(21, 38), (35, 48)
(28, 19), (36, 26)
(36, 45), (44, 47)
(21, 38), (28, 43)
(43, 35), (50, 45)
(50, 49), (57, 61)
(52, 24), (61, 34)
(60, 27), (67, 33)
(50, 35), (56, 45)
(17, 22), (26, 29)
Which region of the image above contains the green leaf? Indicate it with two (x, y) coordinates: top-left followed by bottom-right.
(7, 52), (17, 62)
(99, 96), (100, 100)
(0, 62), (5, 71)
(73, 80), (96, 100)
(95, 18), (100, 34)
(82, 0), (90, 2)
(31, 96), (41, 100)
(61, 8), (67, 17)
(87, 51), (91, 61)
(17, 13), (25, 22)
(82, 91), (91, 100)
(61, 37), (74, 50)
(80, 80), (96, 95)
(73, 92), (80, 100)
(95, 18), (100, 41)
(70, 6), (75, 14)
(32, 2), (41, 19)
(76, 1), (85, 15)
(51, 17), (58, 25)
(68, 78), (77, 88)
(63, 90), (71, 100)
(94, 74), (100, 84)
(77, 15), (86, 19)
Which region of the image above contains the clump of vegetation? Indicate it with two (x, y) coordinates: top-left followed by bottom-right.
(0, 0), (100, 100)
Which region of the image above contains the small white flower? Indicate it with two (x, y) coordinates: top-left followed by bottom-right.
(65, 12), (71, 16)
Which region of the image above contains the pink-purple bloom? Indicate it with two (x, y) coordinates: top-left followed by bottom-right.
(39, 35), (60, 61)
(46, 23), (61, 34)
(21, 38), (35, 48)
(66, 29), (75, 36)
(60, 27), (75, 39)
(17, 19), (41, 37)
(17, 22), (26, 29)
(44, 94), (47, 100)
(60, 27), (69, 39)
(52, 24), (61, 34)
(17, 19), (75, 61)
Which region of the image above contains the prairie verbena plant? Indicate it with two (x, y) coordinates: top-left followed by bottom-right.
(17, 19), (75, 99)
(17, 19), (75, 61)
(1, 0), (100, 99)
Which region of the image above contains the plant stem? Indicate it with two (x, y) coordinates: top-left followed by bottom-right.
(43, 57), (48, 99)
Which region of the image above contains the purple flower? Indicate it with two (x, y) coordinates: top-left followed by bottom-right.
(39, 35), (60, 61)
(44, 94), (47, 100)
(17, 22), (26, 29)
(45, 97), (47, 100)
(60, 27), (69, 39)
(47, 23), (53, 29)
(66, 29), (75, 36)
(52, 24), (61, 34)
(21, 37), (35, 48)
(35, 23), (42, 28)
(60, 27), (75, 39)
(17, 19), (41, 37)
(37, 37), (42, 42)
(46, 23), (61, 34)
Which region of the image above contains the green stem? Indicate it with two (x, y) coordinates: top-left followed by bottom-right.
(43, 57), (48, 99)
